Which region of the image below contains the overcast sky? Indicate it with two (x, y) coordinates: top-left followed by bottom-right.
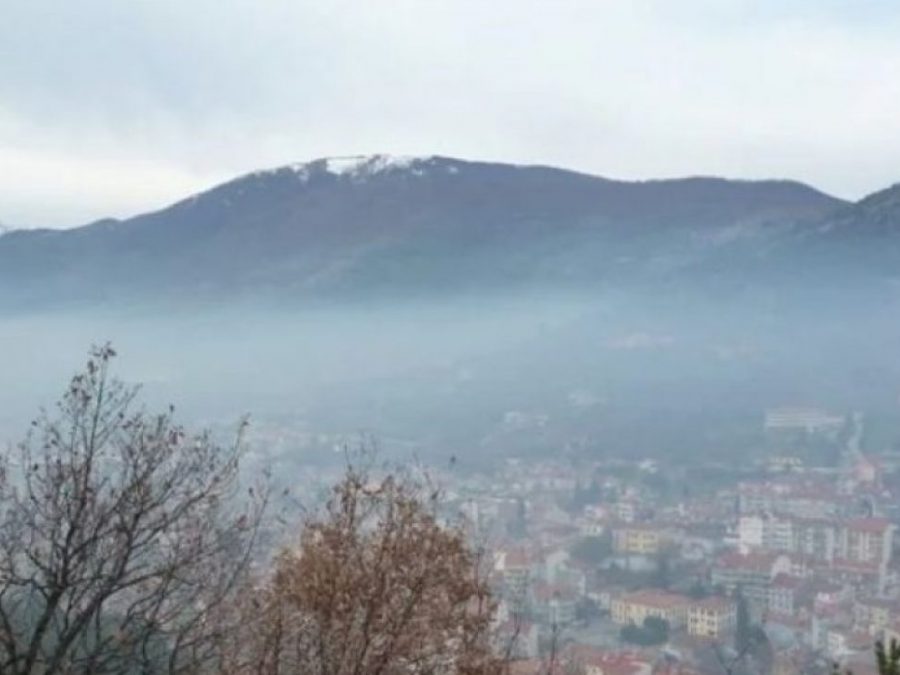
(2, 0), (900, 228)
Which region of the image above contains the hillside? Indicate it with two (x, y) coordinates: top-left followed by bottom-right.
(0, 155), (846, 308)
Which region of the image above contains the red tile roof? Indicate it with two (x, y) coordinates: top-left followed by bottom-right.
(618, 589), (691, 610)
(846, 517), (892, 534)
(690, 596), (734, 613)
(716, 550), (780, 572)
(503, 548), (531, 568)
(563, 646), (650, 675)
(771, 573), (805, 590)
(532, 581), (578, 603)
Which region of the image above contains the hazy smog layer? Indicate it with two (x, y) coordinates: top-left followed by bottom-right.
(3, 289), (899, 465)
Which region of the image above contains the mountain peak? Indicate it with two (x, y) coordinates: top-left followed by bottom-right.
(857, 181), (900, 210)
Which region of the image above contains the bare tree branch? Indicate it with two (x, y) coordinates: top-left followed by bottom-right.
(0, 345), (267, 675)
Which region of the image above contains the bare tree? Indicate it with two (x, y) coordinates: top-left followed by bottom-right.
(222, 461), (504, 675)
(535, 624), (586, 675)
(0, 345), (266, 674)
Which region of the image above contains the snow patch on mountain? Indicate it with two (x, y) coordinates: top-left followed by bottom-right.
(268, 154), (437, 180)
(248, 155), (463, 185)
(321, 154), (431, 177)
(323, 156), (369, 175)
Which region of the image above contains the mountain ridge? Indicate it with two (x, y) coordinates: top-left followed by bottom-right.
(2, 154), (893, 309)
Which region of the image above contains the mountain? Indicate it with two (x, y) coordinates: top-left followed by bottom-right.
(806, 182), (900, 267)
(0, 155), (853, 308)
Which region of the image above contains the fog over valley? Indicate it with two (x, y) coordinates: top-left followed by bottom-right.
(3, 224), (900, 466)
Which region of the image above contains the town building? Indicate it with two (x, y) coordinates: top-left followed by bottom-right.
(687, 597), (736, 639)
(711, 551), (791, 616)
(764, 407), (845, 435)
(768, 574), (805, 616)
(611, 590), (691, 629)
(611, 524), (669, 556)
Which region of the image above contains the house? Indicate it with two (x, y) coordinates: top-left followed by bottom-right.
(738, 515), (766, 549)
(615, 500), (638, 523)
(586, 579), (614, 612)
(581, 516), (607, 537)
(764, 408), (845, 435)
(507, 659), (548, 675)
(830, 558), (884, 589)
(827, 627), (872, 660)
(562, 646), (652, 675)
(811, 581), (851, 614)
(733, 512), (894, 570)
(791, 517), (838, 562)
(541, 547), (572, 584)
(838, 518), (894, 566)
(737, 480), (838, 519)
(612, 524), (670, 556)
(611, 590), (691, 630)
(531, 581), (578, 627)
(768, 574), (805, 615)
(854, 455), (880, 485)
(853, 597), (896, 636)
(711, 551), (791, 616)
(496, 548), (533, 605)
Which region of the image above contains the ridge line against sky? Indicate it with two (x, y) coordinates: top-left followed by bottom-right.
(2, 0), (900, 229)
(1, 154), (850, 234)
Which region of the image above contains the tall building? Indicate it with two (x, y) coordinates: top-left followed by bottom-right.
(837, 518), (894, 566)
(712, 551), (792, 615)
(735, 514), (893, 568)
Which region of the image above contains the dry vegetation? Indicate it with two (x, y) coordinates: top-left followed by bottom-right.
(0, 347), (513, 674)
(220, 465), (504, 675)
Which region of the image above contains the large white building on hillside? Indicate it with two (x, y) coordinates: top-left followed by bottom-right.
(764, 407), (845, 434)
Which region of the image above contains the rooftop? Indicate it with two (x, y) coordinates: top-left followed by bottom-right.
(618, 589), (691, 610)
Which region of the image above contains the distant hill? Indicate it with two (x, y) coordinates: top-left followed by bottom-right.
(0, 154), (858, 308)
